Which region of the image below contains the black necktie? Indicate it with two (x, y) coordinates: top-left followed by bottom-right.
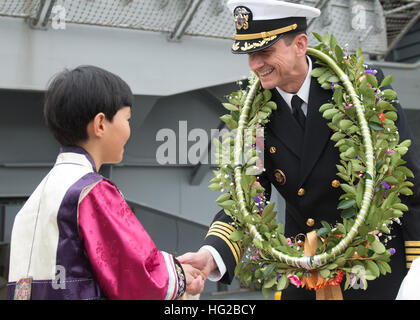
(291, 95), (305, 129)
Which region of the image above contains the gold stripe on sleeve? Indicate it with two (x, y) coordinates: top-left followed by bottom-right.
(405, 241), (420, 247)
(206, 231), (240, 264)
(405, 248), (420, 254)
(211, 222), (244, 255)
(406, 255), (420, 262)
(211, 226), (243, 258)
(212, 221), (236, 233)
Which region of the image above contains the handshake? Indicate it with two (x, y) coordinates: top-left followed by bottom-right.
(178, 247), (217, 295)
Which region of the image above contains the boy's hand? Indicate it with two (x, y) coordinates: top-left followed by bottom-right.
(181, 264), (205, 295)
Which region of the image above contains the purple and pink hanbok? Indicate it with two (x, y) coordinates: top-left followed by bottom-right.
(7, 146), (185, 300)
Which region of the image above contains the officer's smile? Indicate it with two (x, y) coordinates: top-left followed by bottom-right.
(257, 67), (275, 78)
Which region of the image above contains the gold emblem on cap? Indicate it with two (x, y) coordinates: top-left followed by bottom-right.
(269, 146), (276, 154)
(274, 169), (286, 185)
(232, 42), (240, 51)
(234, 7), (250, 31)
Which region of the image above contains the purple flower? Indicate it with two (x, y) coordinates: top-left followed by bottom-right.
(254, 196), (263, 211)
(381, 181), (391, 197)
(349, 273), (356, 287)
(344, 104), (353, 110)
(390, 248), (396, 256)
(386, 149), (395, 155)
(375, 92), (382, 105)
(331, 82), (338, 91)
(365, 69), (378, 75)
(381, 182), (391, 190)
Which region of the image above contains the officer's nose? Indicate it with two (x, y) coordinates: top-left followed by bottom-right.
(248, 53), (265, 73)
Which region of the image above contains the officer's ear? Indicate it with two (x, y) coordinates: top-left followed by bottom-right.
(294, 33), (308, 57)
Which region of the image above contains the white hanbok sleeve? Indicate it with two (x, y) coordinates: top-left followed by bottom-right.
(396, 257), (420, 300)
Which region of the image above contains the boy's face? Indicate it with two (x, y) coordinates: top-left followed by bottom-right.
(103, 106), (131, 164)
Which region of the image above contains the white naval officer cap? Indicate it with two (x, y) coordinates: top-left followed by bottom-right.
(227, 0), (321, 54)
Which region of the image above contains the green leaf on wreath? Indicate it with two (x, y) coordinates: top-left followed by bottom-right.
(335, 45), (343, 62)
(323, 108), (339, 120)
(365, 73), (378, 88)
(209, 183), (223, 191)
(220, 114), (238, 130)
(333, 86), (343, 105)
(368, 121), (384, 131)
(319, 269), (330, 278)
(319, 103), (335, 113)
(344, 247), (355, 259)
(312, 32), (324, 43)
(230, 230), (243, 242)
(342, 207), (357, 219)
(382, 89), (397, 100)
(399, 187), (413, 196)
(253, 238), (263, 249)
(263, 275), (277, 289)
(262, 263), (276, 279)
(261, 202), (276, 223)
(399, 140), (412, 148)
(384, 111), (397, 121)
(371, 240), (386, 254)
(365, 260), (380, 278)
(377, 100), (396, 111)
(392, 203), (408, 211)
(277, 274), (289, 291)
(231, 110), (240, 122)
(262, 287), (272, 299)
(337, 198), (356, 210)
(216, 193), (231, 203)
(312, 67), (327, 78)
(222, 103), (239, 112)
(264, 101), (277, 110)
(380, 75), (393, 88)
(263, 90), (272, 102)
(317, 227), (330, 237)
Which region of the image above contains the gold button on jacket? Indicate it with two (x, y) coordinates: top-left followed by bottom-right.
(331, 179), (340, 188)
(274, 169), (286, 185)
(298, 188), (305, 196)
(306, 218), (315, 227)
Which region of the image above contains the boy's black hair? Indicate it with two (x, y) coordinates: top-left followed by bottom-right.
(44, 65), (133, 146)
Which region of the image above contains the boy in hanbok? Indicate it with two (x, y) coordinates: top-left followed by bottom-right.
(7, 66), (204, 300)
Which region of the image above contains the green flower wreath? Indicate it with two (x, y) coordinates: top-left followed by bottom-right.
(209, 32), (413, 298)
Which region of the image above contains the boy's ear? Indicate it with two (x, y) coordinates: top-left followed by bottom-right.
(89, 112), (107, 138)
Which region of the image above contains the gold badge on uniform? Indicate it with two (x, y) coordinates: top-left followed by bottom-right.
(274, 169), (286, 185)
(234, 7), (250, 30)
